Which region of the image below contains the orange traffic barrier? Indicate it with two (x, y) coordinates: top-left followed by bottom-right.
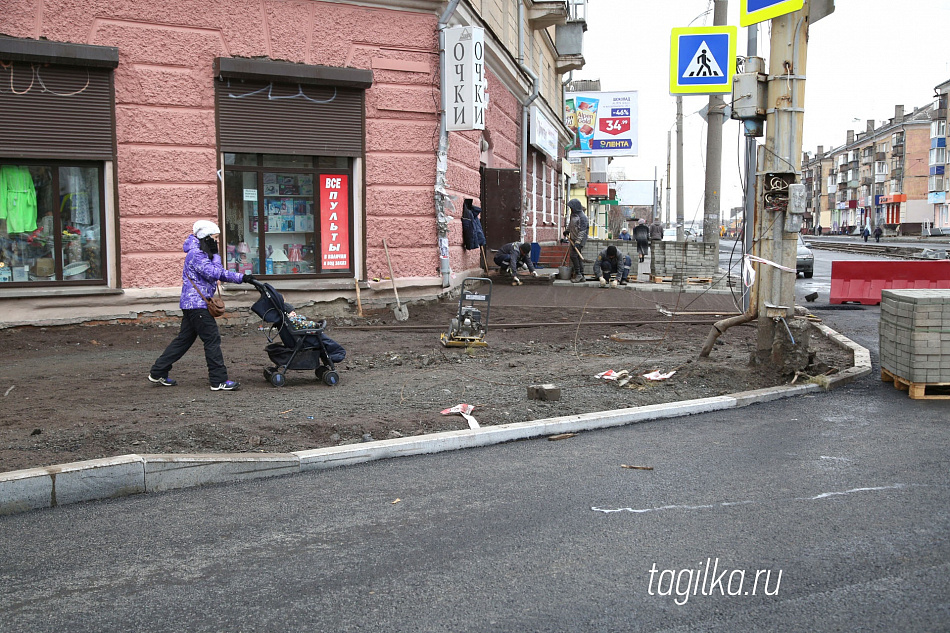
(830, 260), (950, 305)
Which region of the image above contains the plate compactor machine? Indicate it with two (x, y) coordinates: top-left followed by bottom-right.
(441, 277), (492, 347)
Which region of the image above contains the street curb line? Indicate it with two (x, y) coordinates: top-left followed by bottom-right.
(0, 323), (868, 517)
(810, 322), (873, 388)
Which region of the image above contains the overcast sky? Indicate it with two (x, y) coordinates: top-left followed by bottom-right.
(572, 0), (950, 224)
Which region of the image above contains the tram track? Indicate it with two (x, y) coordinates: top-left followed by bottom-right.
(804, 239), (950, 260)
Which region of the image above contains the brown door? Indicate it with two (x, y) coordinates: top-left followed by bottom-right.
(480, 167), (522, 251)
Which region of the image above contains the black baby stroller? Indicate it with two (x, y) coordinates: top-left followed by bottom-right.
(249, 279), (345, 387)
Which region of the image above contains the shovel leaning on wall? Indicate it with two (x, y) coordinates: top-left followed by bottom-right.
(382, 238), (409, 321)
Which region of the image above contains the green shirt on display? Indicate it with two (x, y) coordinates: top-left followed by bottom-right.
(0, 165), (38, 234)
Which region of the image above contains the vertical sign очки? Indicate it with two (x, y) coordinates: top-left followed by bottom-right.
(443, 26), (487, 131)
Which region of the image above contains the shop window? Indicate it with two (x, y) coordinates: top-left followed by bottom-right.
(0, 161), (104, 285)
(223, 153), (352, 278)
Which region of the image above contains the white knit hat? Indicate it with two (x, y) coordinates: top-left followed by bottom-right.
(193, 220), (220, 239)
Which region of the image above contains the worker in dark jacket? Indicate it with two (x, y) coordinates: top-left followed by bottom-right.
(494, 241), (538, 286)
(566, 198), (589, 283)
(633, 219), (651, 262)
(595, 245), (631, 287)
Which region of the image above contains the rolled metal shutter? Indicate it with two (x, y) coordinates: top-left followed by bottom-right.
(0, 61), (115, 160)
(216, 79), (364, 157)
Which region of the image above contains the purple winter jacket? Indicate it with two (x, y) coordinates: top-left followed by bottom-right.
(179, 234), (244, 310)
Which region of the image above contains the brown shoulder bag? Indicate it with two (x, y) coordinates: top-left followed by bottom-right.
(187, 276), (226, 318)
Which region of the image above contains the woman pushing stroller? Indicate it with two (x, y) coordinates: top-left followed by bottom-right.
(149, 220), (254, 390)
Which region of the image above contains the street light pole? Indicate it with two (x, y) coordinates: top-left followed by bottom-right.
(742, 24), (757, 313)
(702, 0), (728, 249)
(676, 96), (685, 242)
(666, 130), (672, 227)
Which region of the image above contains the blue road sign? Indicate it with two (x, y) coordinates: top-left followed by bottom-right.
(740, 0), (804, 26)
(669, 26), (737, 95)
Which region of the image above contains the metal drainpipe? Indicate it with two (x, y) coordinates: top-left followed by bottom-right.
(436, 0), (462, 287)
(518, 1), (541, 244)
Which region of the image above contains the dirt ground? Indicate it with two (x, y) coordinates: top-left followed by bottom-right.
(0, 283), (852, 473)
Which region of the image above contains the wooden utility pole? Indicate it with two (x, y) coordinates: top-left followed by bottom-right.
(754, 0), (811, 362)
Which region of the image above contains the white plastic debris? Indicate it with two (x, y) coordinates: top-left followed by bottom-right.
(441, 403), (479, 429)
(642, 370), (676, 381)
(596, 370), (630, 381)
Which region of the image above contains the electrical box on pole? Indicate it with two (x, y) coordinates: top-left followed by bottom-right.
(785, 183), (806, 232)
(730, 56), (767, 137)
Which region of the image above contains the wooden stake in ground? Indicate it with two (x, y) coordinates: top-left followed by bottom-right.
(382, 238), (409, 321)
(480, 245), (491, 272)
(354, 277), (363, 317)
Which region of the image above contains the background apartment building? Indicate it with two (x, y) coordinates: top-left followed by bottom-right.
(929, 79), (949, 231)
(803, 103), (934, 235)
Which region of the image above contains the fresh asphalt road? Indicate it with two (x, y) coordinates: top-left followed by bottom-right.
(1, 252), (948, 632)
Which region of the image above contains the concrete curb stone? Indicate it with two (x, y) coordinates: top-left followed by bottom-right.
(0, 322), (870, 517)
(142, 453), (302, 492)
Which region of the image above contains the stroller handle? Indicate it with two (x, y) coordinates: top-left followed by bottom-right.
(247, 278), (266, 291)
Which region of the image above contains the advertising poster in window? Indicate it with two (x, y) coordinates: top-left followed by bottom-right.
(320, 175), (350, 270)
(564, 91), (638, 158)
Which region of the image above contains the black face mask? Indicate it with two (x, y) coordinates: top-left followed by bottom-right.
(199, 236), (219, 257)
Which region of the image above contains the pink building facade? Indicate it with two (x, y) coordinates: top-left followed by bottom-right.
(0, 0), (574, 325)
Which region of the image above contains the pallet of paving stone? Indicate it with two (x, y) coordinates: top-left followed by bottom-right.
(881, 368), (950, 400)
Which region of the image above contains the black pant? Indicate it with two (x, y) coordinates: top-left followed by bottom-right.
(494, 252), (517, 272)
(150, 309), (229, 386)
(636, 240), (649, 259)
(569, 242), (584, 276)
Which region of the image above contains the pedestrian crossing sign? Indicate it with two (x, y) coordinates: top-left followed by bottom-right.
(669, 26), (737, 95)
(740, 0), (804, 27)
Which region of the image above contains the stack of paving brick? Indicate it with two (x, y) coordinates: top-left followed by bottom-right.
(879, 289), (950, 384)
(579, 239), (639, 264)
(651, 242), (718, 279)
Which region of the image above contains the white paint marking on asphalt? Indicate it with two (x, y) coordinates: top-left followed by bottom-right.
(592, 502), (738, 514)
(805, 483), (906, 500)
(592, 484), (909, 515)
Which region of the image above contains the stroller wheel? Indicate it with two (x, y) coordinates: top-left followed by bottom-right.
(315, 366), (328, 380)
(322, 370), (340, 387)
(263, 367), (275, 381)
(269, 371), (286, 388)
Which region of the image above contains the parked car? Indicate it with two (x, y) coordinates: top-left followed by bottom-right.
(662, 228), (678, 242)
(797, 234), (814, 278)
